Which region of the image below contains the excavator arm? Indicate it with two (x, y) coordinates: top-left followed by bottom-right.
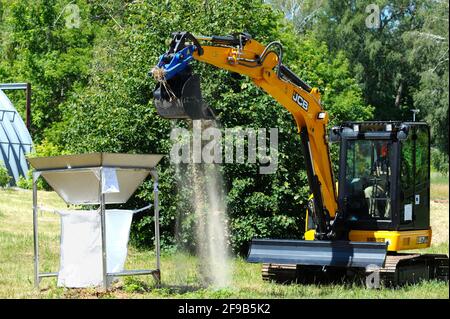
(151, 32), (340, 239)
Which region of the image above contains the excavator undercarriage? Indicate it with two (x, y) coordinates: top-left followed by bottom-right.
(261, 253), (449, 288)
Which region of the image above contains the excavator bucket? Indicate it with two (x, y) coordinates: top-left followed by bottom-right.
(153, 71), (215, 120)
(247, 239), (387, 268)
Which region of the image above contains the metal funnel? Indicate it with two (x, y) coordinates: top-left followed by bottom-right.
(27, 153), (163, 205)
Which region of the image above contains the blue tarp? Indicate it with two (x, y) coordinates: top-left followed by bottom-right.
(0, 89), (33, 185)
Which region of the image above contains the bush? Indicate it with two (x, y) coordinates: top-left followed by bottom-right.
(16, 175), (32, 189)
(22, 139), (71, 191)
(431, 148), (449, 175)
(0, 165), (11, 187)
(16, 169), (47, 190)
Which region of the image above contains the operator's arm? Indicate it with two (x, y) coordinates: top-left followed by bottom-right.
(152, 32), (339, 239)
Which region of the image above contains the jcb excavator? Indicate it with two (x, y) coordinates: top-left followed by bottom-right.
(151, 32), (448, 286)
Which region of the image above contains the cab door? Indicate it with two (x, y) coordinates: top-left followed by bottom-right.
(413, 125), (430, 229)
(399, 125), (430, 230)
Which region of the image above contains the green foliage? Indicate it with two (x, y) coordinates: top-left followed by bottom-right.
(1, 0), (373, 254)
(32, 138), (70, 157)
(431, 148), (449, 175)
(16, 139), (69, 190)
(269, 0), (448, 156)
(404, 0), (449, 155)
(0, 0), (96, 142)
(15, 169), (47, 190)
(47, 0), (371, 254)
(0, 165), (11, 187)
(16, 175), (32, 190)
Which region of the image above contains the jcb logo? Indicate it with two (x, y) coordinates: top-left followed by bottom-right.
(292, 91), (308, 111)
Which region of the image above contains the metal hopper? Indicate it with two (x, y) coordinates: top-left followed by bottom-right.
(27, 152), (164, 291)
(27, 152), (164, 205)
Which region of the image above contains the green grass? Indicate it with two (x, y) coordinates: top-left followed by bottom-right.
(431, 172), (449, 201)
(0, 188), (448, 299)
(431, 172), (449, 185)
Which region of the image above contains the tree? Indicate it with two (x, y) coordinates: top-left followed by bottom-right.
(404, 0), (449, 156)
(268, 0), (449, 169)
(0, 0), (96, 142)
(58, 0), (372, 253)
(265, 0), (324, 32)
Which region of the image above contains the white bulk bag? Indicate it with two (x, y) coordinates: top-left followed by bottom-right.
(57, 209), (134, 288)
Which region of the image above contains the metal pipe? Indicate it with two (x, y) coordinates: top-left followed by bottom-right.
(107, 269), (158, 277)
(38, 272), (58, 278)
(0, 83), (28, 90)
(152, 170), (161, 285)
(133, 204), (152, 214)
(194, 35), (213, 41)
(99, 167), (108, 290)
(26, 83), (31, 130)
(32, 171), (39, 289)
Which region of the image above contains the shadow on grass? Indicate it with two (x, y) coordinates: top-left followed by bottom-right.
(52, 279), (206, 298)
(120, 276), (207, 296)
(155, 283), (206, 294)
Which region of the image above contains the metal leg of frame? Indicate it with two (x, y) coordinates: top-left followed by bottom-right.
(99, 168), (108, 290)
(32, 171), (40, 289)
(152, 170), (161, 286)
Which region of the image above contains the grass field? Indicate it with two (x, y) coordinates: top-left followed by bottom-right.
(0, 174), (448, 299)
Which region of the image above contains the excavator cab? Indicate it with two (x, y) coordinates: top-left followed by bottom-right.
(331, 121), (433, 248)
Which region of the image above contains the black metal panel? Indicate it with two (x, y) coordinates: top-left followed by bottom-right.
(398, 124), (431, 231)
(300, 128), (328, 238)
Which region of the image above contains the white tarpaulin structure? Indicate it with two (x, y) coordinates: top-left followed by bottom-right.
(58, 210), (133, 288)
(0, 88), (33, 184)
(28, 153), (163, 290)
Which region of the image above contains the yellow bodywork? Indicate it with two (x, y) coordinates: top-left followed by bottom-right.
(193, 39), (338, 218)
(349, 229), (432, 251)
(305, 228), (432, 251)
(304, 193), (431, 251)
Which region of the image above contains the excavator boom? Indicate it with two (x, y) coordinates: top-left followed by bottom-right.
(152, 31), (338, 239)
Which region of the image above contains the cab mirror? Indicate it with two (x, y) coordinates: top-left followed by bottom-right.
(329, 127), (341, 143)
(397, 124), (409, 141)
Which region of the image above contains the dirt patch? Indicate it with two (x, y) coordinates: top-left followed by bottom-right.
(430, 201), (449, 244)
(431, 183), (449, 201)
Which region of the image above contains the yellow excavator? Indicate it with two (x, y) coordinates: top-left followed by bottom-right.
(151, 32), (448, 286)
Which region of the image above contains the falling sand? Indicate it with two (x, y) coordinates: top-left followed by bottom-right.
(172, 120), (231, 288)
(191, 162), (230, 287)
